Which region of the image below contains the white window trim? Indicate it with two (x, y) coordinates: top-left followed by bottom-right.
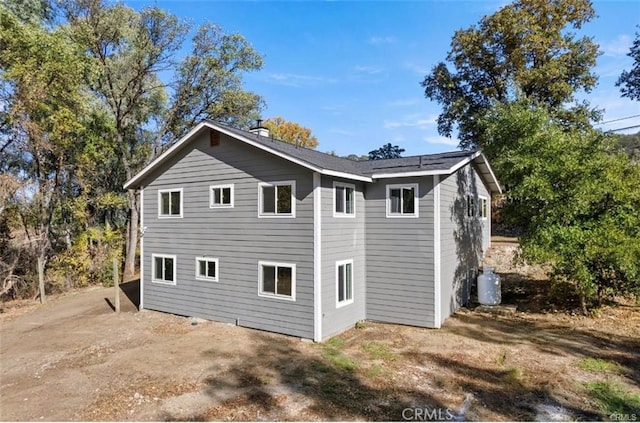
(158, 188), (183, 218)
(386, 183), (419, 218)
(335, 259), (354, 308)
(195, 257), (219, 282)
(258, 180), (296, 218)
(333, 181), (356, 218)
(258, 261), (296, 301)
(151, 253), (177, 285)
(466, 194), (477, 219)
(209, 184), (234, 208)
(479, 195), (488, 220)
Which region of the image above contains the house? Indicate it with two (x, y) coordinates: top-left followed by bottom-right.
(124, 121), (501, 341)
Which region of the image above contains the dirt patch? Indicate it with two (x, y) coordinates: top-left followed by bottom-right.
(1, 243), (638, 421)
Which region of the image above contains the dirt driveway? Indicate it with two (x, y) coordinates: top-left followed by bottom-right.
(1, 246), (639, 421)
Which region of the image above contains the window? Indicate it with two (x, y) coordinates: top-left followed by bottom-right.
(152, 254), (176, 285)
(259, 181), (295, 217)
(158, 188), (182, 218)
(210, 184), (233, 208)
(386, 184), (419, 217)
(334, 182), (355, 217)
(195, 257), (218, 281)
(467, 195), (476, 218)
(336, 259), (354, 307)
(258, 261), (296, 300)
(479, 196), (488, 219)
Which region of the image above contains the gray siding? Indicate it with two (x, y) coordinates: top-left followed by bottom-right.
(439, 164), (491, 322)
(141, 131), (314, 339)
(320, 177), (366, 339)
(364, 177), (435, 327)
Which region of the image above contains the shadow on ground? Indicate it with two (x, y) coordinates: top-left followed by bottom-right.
(102, 279), (139, 313)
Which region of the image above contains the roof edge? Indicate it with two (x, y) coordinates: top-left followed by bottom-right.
(123, 121), (370, 189)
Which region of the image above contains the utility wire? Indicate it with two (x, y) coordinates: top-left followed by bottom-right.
(596, 114), (640, 126)
(605, 124), (640, 133)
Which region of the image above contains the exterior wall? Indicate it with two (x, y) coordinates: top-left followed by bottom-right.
(320, 176), (366, 339)
(364, 177), (436, 328)
(141, 130), (314, 338)
(439, 164), (492, 322)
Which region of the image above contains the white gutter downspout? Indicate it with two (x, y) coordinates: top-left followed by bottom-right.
(433, 175), (441, 328)
(313, 172), (322, 341)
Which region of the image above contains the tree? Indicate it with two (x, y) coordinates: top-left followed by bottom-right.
(421, 0), (599, 149)
(0, 4), (91, 296)
(368, 143), (405, 160)
(612, 131), (640, 162)
(484, 102), (640, 311)
(63, 0), (264, 278)
(616, 26), (640, 101)
(262, 117), (318, 148)
(344, 154), (369, 161)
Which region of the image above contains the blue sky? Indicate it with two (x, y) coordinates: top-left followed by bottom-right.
(128, 0), (640, 157)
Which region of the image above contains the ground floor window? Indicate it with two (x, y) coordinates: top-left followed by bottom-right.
(258, 261), (296, 300)
(336, 259), (354, 307)
(152, 254), (176, 285)
(195, 257), (218, 281)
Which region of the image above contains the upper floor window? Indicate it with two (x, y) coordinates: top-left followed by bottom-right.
(159, 188), (183, 218)
(334, 182), (355, 217)
(386, 184), (419, 218)
(259, 181), (295, 217)
(210, 184), (234, 208)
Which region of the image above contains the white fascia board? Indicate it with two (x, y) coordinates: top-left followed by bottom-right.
(476, 152), (502, 194)
(372, 169), (449, 179)
(124, 122), (211, 189)
(447, 151), (481, 174)
(124, 121), (370, 189)
(323, 169), (372, 182)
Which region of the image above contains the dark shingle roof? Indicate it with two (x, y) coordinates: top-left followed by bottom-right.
(125, 120), (500, 193)
(216, 122), (473, 177)
(218, 123), (365, 176)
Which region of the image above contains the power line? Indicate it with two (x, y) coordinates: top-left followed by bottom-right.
(595, 114), (640, 126)
(606, 124), (640, 133)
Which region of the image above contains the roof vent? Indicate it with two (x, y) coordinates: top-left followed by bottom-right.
(249, 119), (270, 137)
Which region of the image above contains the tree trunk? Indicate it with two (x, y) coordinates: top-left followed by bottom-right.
(123, 189), (139, 280)
(579, 293), (588, 315)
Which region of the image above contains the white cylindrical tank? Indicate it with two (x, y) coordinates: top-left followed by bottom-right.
(477, 267), (501, 305)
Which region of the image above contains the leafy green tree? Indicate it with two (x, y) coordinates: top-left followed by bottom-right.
(422, 0), (599, 149)
(368, 143), (405, 160)
(263, 117), (318, 148)
(63, 0), (264, 277)
(612, 131), (640, 162)
(0, 4), (92, 295)
(616, 26), (640, 101)
(484, 102), (640, 311)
